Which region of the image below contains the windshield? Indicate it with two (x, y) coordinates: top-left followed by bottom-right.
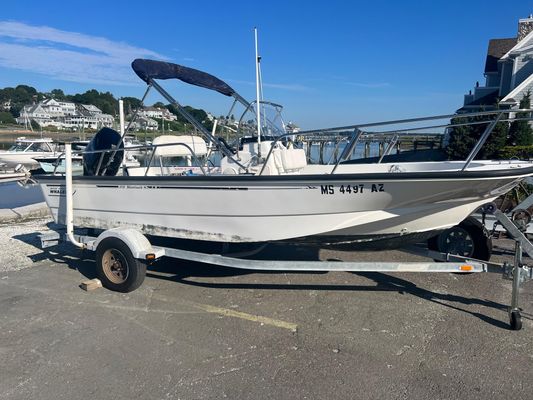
(237, 101), (287, 139)
(27, 142), (52, 152)
(7, 143), (29, 152)
(158, 155), (206, 167)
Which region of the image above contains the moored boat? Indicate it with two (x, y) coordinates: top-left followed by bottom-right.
(0, 137), (58, 169)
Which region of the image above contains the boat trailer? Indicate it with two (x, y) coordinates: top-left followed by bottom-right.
(38, 144), (533, 331)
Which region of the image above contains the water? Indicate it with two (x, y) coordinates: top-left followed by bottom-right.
(307, 142), (381, 163)
(0, 182), (44, 208)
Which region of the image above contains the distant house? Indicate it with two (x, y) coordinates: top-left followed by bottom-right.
(80, 105), (114, 128)
(126, 116), (158, 131)
(138, 106), (177, 121)
(462, 15), (533, 111)
(285, 122), (300, 134)
(16, 99), (114, 130)
(17, 103), (52, 126)
(1, 99), (11, 111)
(80, 104), (102, 115)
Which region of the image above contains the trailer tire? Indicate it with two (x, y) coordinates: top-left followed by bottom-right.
(95, 237), (146, 292)
(428, 217), (492, 261)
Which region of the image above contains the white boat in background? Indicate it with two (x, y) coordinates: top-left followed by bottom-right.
(34, 59), (533, 250)
(123, 134), (145, 159)
(0, 137), (58, 169)
(0, 162), (30, 183)
(33, 155), (84, 175)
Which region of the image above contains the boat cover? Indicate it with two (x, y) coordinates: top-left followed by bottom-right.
(132, 59), (236, 97)
(83, 127), (124, 176)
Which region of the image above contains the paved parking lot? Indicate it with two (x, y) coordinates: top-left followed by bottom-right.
(1, 219), (533, 399)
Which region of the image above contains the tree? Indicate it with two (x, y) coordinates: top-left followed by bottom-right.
(68, 89), (117, 115)
(153, 101), (166, 109)
(122, 96), (143, 112)
(508, 92), (533, 146)
(447, 112), (509, 160)
(50, 89), (66, 100)
(0, 111), (15, 124)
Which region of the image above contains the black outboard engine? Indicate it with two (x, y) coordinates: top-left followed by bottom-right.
(83, 127), (124, 176)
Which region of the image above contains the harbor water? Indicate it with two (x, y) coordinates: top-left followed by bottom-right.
(0, 181), (44, 209)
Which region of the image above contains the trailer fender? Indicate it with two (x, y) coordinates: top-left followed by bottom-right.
(94, 228), (163, 260)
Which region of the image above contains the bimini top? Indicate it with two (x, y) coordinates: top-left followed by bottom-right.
(132, 59), (236, 97)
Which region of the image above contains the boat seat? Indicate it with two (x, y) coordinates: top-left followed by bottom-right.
(280, 148), (307, 172)
(254, 148), (283, 175)
(222, 166), (239, 174)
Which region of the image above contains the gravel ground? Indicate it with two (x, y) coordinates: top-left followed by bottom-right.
(0, 217), (54, 272)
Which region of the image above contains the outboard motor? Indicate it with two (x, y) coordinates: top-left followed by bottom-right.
(83, 127), (124, 176)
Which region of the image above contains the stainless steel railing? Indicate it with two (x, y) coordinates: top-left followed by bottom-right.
(258, 108), (533, 175)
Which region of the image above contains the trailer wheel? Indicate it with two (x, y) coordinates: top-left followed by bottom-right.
(95, 237), (146, 292)
(428, 217), (492, 261)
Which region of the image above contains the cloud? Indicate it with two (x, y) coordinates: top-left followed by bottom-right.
(0, 21), (167, 86)
(228, 79), (311, 92)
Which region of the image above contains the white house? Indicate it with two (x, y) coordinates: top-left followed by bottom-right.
(138, 106), (177, 121)
(1, 99), (11, 111)
(17, 98), (115, 130)
(125, 116), (158, 131)
(16, 103), (52, 126)
(462, 15), (533, 110)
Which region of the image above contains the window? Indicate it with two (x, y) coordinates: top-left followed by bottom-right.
(27, 142), (52, 152)
(8, 143), (28, 152)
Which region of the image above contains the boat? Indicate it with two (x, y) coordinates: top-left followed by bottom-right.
(33, 154), (84, 175)
(0, 162), (30, 183)
(35, 59), (533, 249)
(0, 137), (58, 169)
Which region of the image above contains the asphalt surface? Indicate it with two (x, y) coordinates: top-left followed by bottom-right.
(1, 218), (533, 400)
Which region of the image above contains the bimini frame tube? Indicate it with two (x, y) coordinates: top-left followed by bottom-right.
(149, 79), (247, 170)
(461, 111), (504, 171)
(65, 143), (85, 249)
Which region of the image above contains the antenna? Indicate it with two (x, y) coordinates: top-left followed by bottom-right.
(254, 27), (262, 157)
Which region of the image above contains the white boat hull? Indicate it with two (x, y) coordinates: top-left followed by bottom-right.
(37, 166), (527, 243)
(0, 152), (56, 168)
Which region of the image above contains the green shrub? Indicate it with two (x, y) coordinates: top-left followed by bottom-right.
(498, 145), (533, 159)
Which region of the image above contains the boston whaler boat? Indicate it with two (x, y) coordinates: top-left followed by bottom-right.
(36, 59), (533, 247)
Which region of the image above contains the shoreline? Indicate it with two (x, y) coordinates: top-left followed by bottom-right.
(0, 201), (50, 223)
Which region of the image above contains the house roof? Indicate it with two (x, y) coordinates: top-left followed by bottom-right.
(501, 72), (533, 103)
(143, 106), (165, 112)
(484, 38), (517, 73)
(81, 104), (102, 113)
(42, 98), (59, 106)
(500, 29), (533, 60)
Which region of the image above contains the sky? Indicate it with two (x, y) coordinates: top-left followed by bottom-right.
(0, 1), (532, 129)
